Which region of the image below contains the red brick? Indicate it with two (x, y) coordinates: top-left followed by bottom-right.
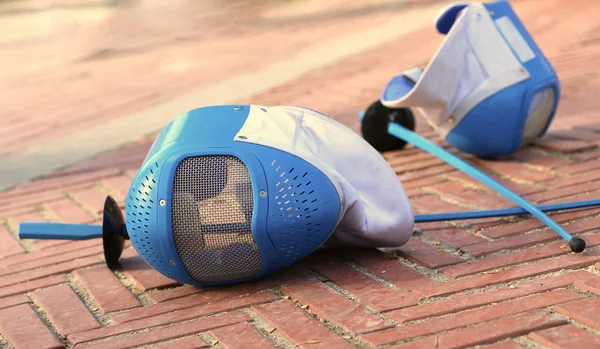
(535, 136), (596, 153)
(530, 324), (600, 349)
(5, 210), (48, 230)
(279, 278), (391, 335)
(411, 195), (469, 214)
(100, 176), (133, 202)
(43, 198), (95, 224)
(29, 239), (73, 251)
(0, 190), (71, 213)
(73, 266), (140, 314)
(30, 283), (101, 337)
(0, 256), (102, 288)
(572, 147), (600, 161)
(441, 233), (600, 278)
(68, 187), (109, 215)
(466, 217), (510, 232)
(524, 180), (600, 203)
(461, 230), (558, 256)
(401, 176), (447, 190)
(444, 171), (542, 196)
(209, 322), (276, 349)
(545, 205), (600, 222)
(363, 289), (582, 346)
(351, 250), (436, 290)
(553, 298), (600, 330)
(551, 128), (600, 143)
(481, 209), (600, 239)
(312, 263), (420, 312)
(0, 226), (24, 259)
(481, 218), (547, 239)
(406, 188), (422, 198)
(146, 285), (203, 303)
(0, 294), (30, 309)
(544, 190), (600, 204)
(418, 224), (486, 248)
(391, 158), (446, 173)
(111, 281), (274, 324)
(512, 147), (575, 169)
(426, 181), (514, 210)
(146, 336), (209, 348)
(67, 291), (277, 345)
(479, 342), (528, 349)
(0, 304), (63, 349)
(397, 165), (456, 183)
(542, 171), (600, 189)
(554, 159), (600, 175)
(388, 310), (566, 349)
(0, 207), (37, 221)
(387, 151), (440, 168)
(0, 275), (66, 298)
(420, 252), (600, 298)
(0, 243), (103, 277)
(252, 299), (352, 348)
(384, 270), (595, 323)
(119, 248), (180, 291)
(469, 158), (556, 183)
(78, 312), (250, 349)
(529, 324), (600, 349)
(395, 237), (464, 268)
(0, 240), (99, 268)
(573, 275), (600, 294)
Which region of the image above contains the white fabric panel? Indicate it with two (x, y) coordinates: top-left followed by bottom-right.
(234, 105), (415, 249)
(382, 3), (529, 136)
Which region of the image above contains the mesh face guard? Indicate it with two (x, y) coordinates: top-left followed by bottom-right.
(171, 156), (263, 283)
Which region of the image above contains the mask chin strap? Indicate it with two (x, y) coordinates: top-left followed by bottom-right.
(388, 122), (588, 253)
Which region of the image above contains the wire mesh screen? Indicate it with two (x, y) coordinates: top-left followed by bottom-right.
(171, 156), (263, 283)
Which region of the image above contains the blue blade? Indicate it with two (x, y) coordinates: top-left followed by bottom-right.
(388, 122), (574, 243)
(19, 222), (103, 240)
(415, 199), (600, 222)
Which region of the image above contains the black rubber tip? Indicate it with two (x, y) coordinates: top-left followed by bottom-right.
(360, 100), (416, 152)
(569, 237), (586, 253)
(102, 195), (128, 269)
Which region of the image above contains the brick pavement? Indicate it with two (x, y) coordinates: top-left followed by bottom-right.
(4, 0), (600, 348)
(0, 0), (438, 158)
